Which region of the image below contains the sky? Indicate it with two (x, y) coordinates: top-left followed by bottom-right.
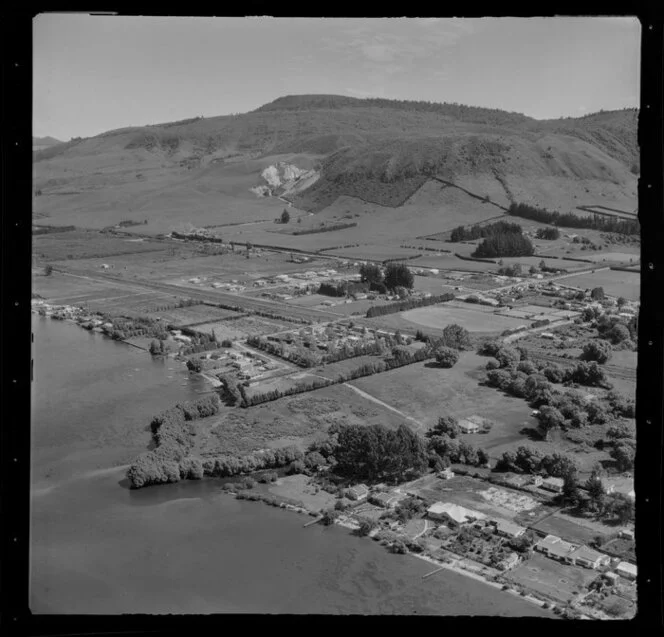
(33, 15), (641, 141)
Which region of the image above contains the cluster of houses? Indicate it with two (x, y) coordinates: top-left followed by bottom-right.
(224, 350), (276, 380)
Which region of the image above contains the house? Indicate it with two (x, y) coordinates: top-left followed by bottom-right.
(346, 484), (369, 501)
(540, 477), (564, 493)
(616, 561), (637, 580)
(530, 475), (544, 487)
(493, 519), (527, 539)
(458, 419), (481, 434)
(438, 468), (454, 480)
(427, 502), (486, 525)
(602, 479), (636, 501)
(498, 552), (521, 571)
(534, 535), (577, 562)
(619, 529), (635, 540)
(567, 545), (611, 570)
(370, 492), (404, 509)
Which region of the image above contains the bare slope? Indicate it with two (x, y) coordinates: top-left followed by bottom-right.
(33, 95), (638, 233)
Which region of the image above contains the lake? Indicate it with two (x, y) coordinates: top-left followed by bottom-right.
(30, 315), (549, 616)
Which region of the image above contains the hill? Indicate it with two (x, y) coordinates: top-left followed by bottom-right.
(33, 136), (64, 151)
(32, 95), (638, 238)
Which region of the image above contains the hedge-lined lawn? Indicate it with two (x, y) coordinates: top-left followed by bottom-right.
(400, 305), (526, 332)
(558, 270), (640, 300)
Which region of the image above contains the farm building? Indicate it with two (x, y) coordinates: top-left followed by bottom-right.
(540, 477), (564, 493)
(458, 419), (481, 434)
(492, 519), (527, 539)
(438, 468), (454, 480)
(534, 535), (577, 562)
(619, 529), (635, 540)
(427, 502), (486, 525)
(566, 545), (610, 570)
(346, 484), (369, 501)
(616, 561), (637, 580)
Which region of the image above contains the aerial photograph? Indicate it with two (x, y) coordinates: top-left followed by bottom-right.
(31, 15), (640, 617)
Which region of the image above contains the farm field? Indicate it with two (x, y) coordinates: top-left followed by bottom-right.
(32, 229), (169, 262)
(191, 384), (409, 456)
(506, 553), (597, 604)
(348, 353), (535, 439)
(581, 252), (639, 263)
(324, 244), (424, 261)
(144, 304), (244, 326)
(191, 315), (293, 340)
(531, 512), (615, 546)
(264, 475), (337, 513)
(556, 269), (640, 300)
(400, 305), (527, 332)
(32, 271), (129, 302)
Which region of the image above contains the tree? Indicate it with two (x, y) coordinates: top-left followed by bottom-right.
(541, 453), (578, 479)
(428, 416), (461, 439)
(359, 263), (383, 286)
(321, 509), (339, 526)
(610, 443), (635, 472)
(357, 520), (377, 536)
(186, 358), (203, 373)
(149, 340), (162, 356)
(584, 473), (606, 511)
(561, 473), (582, 507)
(607, 323), (630, 345)
(617, 296), (628, 308)
(514, 446), (544, 474)
(590, 287), (605, 300)
(281, 209), (290, 224)
(435, 346), (460, 368)
(384, 263), (414, 290)
(537, 406), (565, 440)
(441, 324), (471, 350)
(581, 340), (612, 364)
(495, 347), (520, 368)
(44, 264), (53, 276)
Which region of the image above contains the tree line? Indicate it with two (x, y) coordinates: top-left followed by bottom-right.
(449, 220), (523, 243)
(472, 231), (535, 259)
(366, 292), (454, 318)
(508, 203), (640, 236)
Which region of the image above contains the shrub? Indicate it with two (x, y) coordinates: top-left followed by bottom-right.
(486, 359), (500, 370)
(581, 340), (613, 364)
(287, 460), (307, 475)
(435, 346), (460, 368)
(440, 324), (472, 350)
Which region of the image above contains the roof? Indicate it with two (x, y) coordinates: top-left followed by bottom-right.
(372, 492), (402, 506)
(616, 561), (637, 576)
(349, 484), (369, 496)
(569, 545), (608, 564)
(542, 477), (564, 487)
(427, 502), (486, 524)
(536, 534), (576, 558)
(494, 519), (527, 537)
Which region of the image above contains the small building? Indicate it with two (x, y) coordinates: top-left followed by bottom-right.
(427, 502), (486, 525)
(498, 552), (521, 571)
(438, 468), (454, 480)
(458, 419), (481, 434)
(534, 535), (577, 562)
(530, 475), (544, 487)
(567, 545), (611, 570)
(540, 477), (564, 493)
(619, 529), (635, 541)
(346, 484), (369, 501)
(604, 572), (620, 585)
(616, 561), (637, 580)
(541, 332), (555, 339)
(493, 519), (527, 539)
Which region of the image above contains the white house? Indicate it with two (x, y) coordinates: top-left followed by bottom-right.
(534, 535), (577, 562)
(566, 545), (611, 570)
(346, 484), (369, 501)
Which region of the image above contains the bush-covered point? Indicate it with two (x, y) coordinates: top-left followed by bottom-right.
(435, 346), (460, 368)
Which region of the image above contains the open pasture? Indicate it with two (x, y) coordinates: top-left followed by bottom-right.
(557, 269), (640, 300)
(324, 244), (423, 261)
(191, 315), (293, 340)
(348, 353), (534, 437)
(33, 229), (169, 262)
(144, 304), (244, 326)
(400, 304), (527, 333)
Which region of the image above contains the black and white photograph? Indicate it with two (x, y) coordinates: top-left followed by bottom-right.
(26, 14), (646, 618)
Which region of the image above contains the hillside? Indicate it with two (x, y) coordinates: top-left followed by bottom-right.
(33, 136), (64, 151)
(33, 95), (638, 236)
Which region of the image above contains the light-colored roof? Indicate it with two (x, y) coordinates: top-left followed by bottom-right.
(494, 519), (527, 536)
(349, 484), (369, 495)
(616, 561), (637, 576)
(427, 502), (486, 524)
(536, 534), (576, 557)
(542, 477), (564, 486)
(569, 545), (608, 564)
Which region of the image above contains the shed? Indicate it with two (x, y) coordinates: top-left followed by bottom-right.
(346, 484), (369, 501)
(616, 561), (637, 580)
(458, 419), (481, 434)
(493, 519), (527, 539)
(541, 477), (564, 493)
